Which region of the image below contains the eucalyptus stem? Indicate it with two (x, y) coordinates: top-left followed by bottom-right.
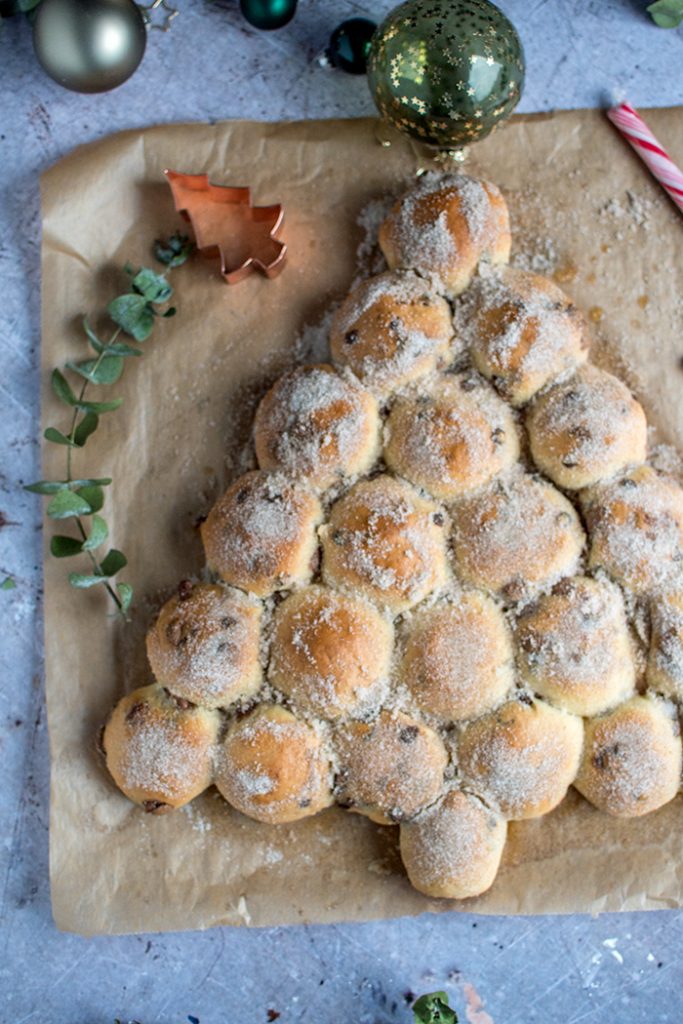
(26, 232), (194, 621)
(66, 328), (126, 617)
(66, 327), (123, 479)
(74, 516), (124, 614)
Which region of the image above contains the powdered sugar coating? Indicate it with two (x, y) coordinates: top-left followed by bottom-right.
(146, 583), (262, 709)
(269, 585), (393, 719)
(103, 684), (219, 811)
(400, 789), (507, 899)
(384, 373), (520, 501)
(582, 464), (683, 595)
(465, 266), (590, 406)
(321, 475), (449, 613)
(334, 709), (448, 824)
(451, 471), (585, 602)
(457, 697), (584, 820)
(253, 364), (380, 488)
(379, 173), (511, 297)
(515, 576), (636, 716)
(201, 470), (322, 597)
(215, 704), (334, 824)
(574, 696), (682, 817)
(527, 365), (648, 490)
(400, 591), (514, 723)
(329, 270), (455, 394)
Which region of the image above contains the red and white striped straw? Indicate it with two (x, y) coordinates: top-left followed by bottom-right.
(607, 101), (683, 215)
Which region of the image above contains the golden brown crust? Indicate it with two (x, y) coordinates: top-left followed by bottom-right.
(146, 582), (262, 709)
(515, 576), (636, 717)
(574, 696), (682, 817)
(103, 684), (220, 812)
(401, 592), (514, 722)
(253, 364), (380, 489)
(214, 705), (334, 824)
(269, 585), (393, 719)
(581, 465), (683, 596)
(329, 271), (454, 394)
(384, 375), (520, 501)
(201, 470), (322, 597)
(451, 473), (585, 602)
(457, 697), (583, 820)
(526, 365), (647, 490)
(320, 475), (449, 613)
(400, 790), (507, 899)
(379, 174), (511, 297)
(334, 710), (448, 824)
(467, 267), (589, 406)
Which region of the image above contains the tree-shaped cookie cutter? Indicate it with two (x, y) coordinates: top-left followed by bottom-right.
(164, 170), (287, 284)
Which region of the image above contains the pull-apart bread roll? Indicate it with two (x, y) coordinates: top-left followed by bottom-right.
(468, 267), (589, 406)
(253, 364), (380, 489)
(103, 684), (220, 813)
(384, 375), (519, 501)
(269, 585), (393, 719)
(146, 582), (262, 709)
(215, 705), (334, 824)
(379, 173), (511, 297)
(321, 475), (449, 613)
(330, 270), (454, 394)
(201, 470), (322, 597)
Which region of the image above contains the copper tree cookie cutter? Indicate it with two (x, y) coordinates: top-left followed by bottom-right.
(164, 170), (287, 284)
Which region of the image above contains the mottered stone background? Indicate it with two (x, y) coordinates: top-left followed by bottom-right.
(1, 1), (683, 1021)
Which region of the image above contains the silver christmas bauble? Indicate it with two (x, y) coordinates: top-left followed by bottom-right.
(33, 0), (147, 94)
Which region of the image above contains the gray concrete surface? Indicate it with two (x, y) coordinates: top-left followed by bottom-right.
(1, 2), (683, 1021)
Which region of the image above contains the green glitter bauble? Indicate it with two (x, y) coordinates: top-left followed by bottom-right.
(367, 0), (525, 150)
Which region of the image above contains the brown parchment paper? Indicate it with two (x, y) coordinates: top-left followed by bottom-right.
(41, 111), (683, 936)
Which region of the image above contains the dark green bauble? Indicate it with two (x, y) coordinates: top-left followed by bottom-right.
(239, 0), (297, 31)
(328, 17), (377, 75)
(33, 0), (146, 93)
(367, 0), (525, 150)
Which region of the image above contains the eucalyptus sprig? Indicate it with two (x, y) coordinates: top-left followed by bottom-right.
(26, 232), (193, 620)
(413, 992), (458, 1024)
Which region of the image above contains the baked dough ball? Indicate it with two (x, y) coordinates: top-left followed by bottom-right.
(321, 475), (449, 613)
(526, 365), (647, 490)
(103, 684), (220, 813)
(201, 470), (322, 597)
(582, 465), (683, 596)
(146, 582), (262, 709)
(253, 364), (380, 489)
(468, 267), (589, 406)
(269, 585), (393, 719)
(334, 710), (448, 824)
(400, 592), (514, 723)
(457, 697), (583, 820)
(515, 576), (636, 717)
(329, 270), (454, 394)
(383, 375), (520, 501)
(379, 173), (511, 297)
(647, 591), (683, 701)
(400, 790), (507, 899)
(574, 696), (682, 817)
(215, 704), (334, 824)
(451, 473), (585, 603)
